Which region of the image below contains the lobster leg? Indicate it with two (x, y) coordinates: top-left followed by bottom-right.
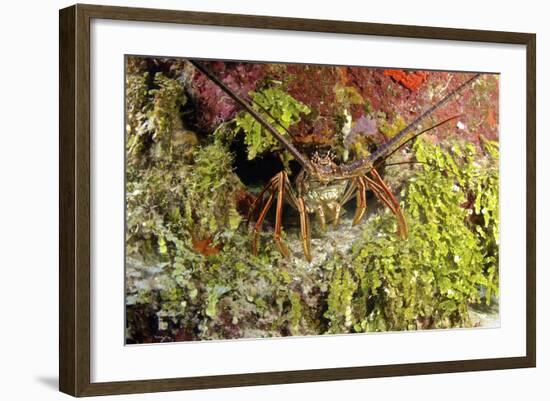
(365, 177), (405, 237)
(283, 171), (311, 262)
(352, 176), (368, 226)
(331, 202), (342, 228)
(338, 177), (367, 226)
(251, 191), (275, 255)
(247, 174), (280, 223)
(273, 172), (291, 258)
(371, 170), (407, 239)
(316, 206), (327, 232)
(250, 171), (306, 259)
(340, 178), (367, 225)
(297, 197), (312, 262)
(281, 173), (312, 261)
(365, 170), (408, 239)
(340, 179), (358, 206)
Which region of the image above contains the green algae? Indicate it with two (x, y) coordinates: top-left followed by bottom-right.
(124, 60), (499, 343)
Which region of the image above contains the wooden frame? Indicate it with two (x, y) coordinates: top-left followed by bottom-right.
(59, 3), (536, 397)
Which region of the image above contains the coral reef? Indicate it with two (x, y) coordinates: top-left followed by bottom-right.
(124, 56), (499, 343)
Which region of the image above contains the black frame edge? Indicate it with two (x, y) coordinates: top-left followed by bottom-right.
(525, 33), (536, 368)
(59, 4), (77, 397)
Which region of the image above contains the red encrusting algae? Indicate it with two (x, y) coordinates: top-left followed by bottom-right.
(383, 69), (428, 91)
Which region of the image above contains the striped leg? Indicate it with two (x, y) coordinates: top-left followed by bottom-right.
(249, 171), (313, 260)
(273, 172), (291, 258)
(281, 173), (312, 261)
(247, 174), (280, 223)
(352, 176), (368, 226)
(365, 169), (408, 239)
(297, 197), (312, 262)
(331, 202), (342, 228)
(316, 206), (327, 232)
(251, 191), (275, 255)
(338, 177), (366, 226)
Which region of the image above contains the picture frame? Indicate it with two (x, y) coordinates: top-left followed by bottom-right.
(59, 3), (536, 397)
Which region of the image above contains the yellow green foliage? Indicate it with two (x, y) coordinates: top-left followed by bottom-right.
(323, 138), (499, 332)
(334, 83), (364, 106)
(233, 86), (310, 160)
(126, 142), (242, 258)
(125, 71), (149, 140)
(126, 72), (185, 160)
(127, 137), (499, 341)
(378, 114), (407, 138)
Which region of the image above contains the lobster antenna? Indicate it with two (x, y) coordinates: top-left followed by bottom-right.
(373, 114), (461, 168)
(368, 73), (481, 163)
(188, 59), (314, 173)
(384, 161), (429, 167)
(341, 73), (481, 175)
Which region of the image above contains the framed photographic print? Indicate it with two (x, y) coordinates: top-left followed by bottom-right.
(59, 3), (536, 397)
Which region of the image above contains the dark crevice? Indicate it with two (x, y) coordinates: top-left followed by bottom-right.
(230, 135), (284, 187)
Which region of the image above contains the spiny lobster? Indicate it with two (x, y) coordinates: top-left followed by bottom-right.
(189, 59), (481, 262)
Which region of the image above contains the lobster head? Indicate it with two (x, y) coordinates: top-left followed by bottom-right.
(310, 149), (343, 182)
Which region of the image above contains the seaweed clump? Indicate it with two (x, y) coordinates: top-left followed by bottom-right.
(326, 139), (500, 333)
